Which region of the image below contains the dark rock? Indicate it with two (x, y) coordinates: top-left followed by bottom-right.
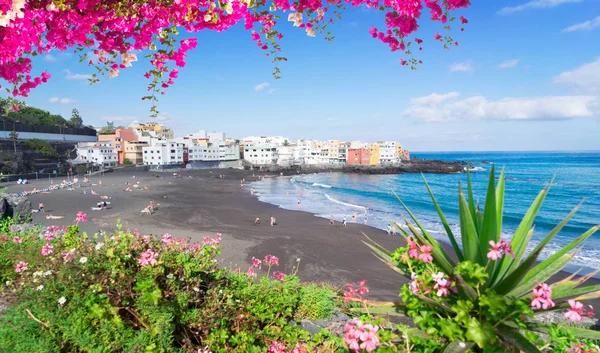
(330, 312), (349, 322)
(300, 320), (323, 336)
(9, 224), (39, 235)
(1, 195), (32, 220)
(0, 198), (6, 217)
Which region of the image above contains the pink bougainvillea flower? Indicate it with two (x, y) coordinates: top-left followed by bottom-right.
(434, 31), (442, 41)
(460, 15), (469, 24)
(565, 299), (584, 323)
(139, 249), (158, 267)
(41, 243), (53, 256)
(418, 245), (433, 263)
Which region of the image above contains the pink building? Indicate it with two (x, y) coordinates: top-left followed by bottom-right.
(347, 148), (370, 165)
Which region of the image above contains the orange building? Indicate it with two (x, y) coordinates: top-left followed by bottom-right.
(98, 127), (138, 164)
(402, 150), (410, 160)
(346, 148), (370, 165)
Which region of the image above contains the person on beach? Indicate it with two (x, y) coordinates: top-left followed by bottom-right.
(342, 216), (347, 227)
(38, 203), (45, 213)
(352, 213), (356, 223)
(297, 198), (301, 207)
(102, 201), (108, 210)
(250, 188), (255, 195)
(391, 225), (397, 236)
(364, 215), (368, 225)
(255, 217), (261, 224)
(386, 224), (392, 235)
(270, 216), (275, 226)
(45, 214), (63, 219)
(330, 215), (335, 225)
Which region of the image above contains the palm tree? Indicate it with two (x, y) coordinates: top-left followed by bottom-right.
(9, 131), (18, 153)
(283, 140), (290, 147)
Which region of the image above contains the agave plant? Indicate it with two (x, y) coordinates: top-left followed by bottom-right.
(364, 166), (600, 352)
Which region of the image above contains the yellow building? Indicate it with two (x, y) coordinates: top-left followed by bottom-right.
(395, 142), (404, 159)
(369, 144), (380, 165)
(124, 141), (149, 165)
(135, 122), (175, 139)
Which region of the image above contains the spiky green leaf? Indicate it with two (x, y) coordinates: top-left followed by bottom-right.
(458, 187), (481, 264)
(495, 168), (505, 238)
(510, 251), (576, 298)
(443, 341), (475, 353)
(422, 174), (463, 261)
(497, 324), (542, 353)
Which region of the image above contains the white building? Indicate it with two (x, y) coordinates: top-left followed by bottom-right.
(242, 136), (290, 147)
(187, 142), (240, 161)
(377, 141), (399, 164)
(142, 142), (184, 166)
(276, 146), (296, 166)
(73, 141), (118, 167)
(243, 145), (278, 165)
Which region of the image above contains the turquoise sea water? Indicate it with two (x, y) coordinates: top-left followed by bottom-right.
(250, 151), (600, 269)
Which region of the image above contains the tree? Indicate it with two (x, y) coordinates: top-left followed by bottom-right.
(0, 1), (471, 117)
(123, 158), (133, 166)
(283, 140), (290, 147)
(70, 109), (83, 129)
(98, 126), (116, 135)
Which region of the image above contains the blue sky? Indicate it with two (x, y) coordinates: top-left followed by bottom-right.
(4, 0), (600, 151)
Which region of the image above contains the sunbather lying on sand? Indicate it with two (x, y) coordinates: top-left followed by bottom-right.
(46, 214), (64, 219)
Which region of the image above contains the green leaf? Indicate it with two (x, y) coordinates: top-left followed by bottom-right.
(479, 165), (498, 273)
(394, 191), (442, 248)
(494, 178), (554, 285)
(465, 318), (495, 349)
(496, 324), (542, 353)
(443, 341), (475, 353)
(494, 234), (543, 295)
(362, 239), (407, 276)
(454, 274), (478, 302)
(465, 166), (479, 233)
(422, 174), (464, 262)
(553, 283), (600, 301)
(495, 168), (505, 238)
(557, 326), (600, 340)
(493, 202), (583, 288)
(458, 187), (481, 264)
(509, 251), (576, 298)
(413, 292), (454, 314)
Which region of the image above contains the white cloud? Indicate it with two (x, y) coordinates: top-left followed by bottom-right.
(402, 92), (599, 121)
(254, 82), (269, 91)
(268, 88), (276, 94)
(48, 97), (76, 105)
(553, 57), (600, 93)
(44, 54), (57, 62)
(64, 69), (92, 80)
(449, 61), (473, 72)
(563, 15), (600, 32)
(498, 59), (520, 69)
(498, 0), (582, 15)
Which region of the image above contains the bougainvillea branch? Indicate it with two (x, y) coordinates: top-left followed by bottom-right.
(0, 0), (470, 116)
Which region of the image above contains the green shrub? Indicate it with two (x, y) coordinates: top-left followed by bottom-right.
(24, 138), (59, 158)
(123, 158), (133, 166)
(0, 217), (342, 353)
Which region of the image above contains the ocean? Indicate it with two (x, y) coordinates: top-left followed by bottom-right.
(249, 151), (600, 270)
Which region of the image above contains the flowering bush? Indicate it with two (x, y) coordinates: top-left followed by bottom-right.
(0, 216), (342, 352)
(363, 166), (600, 352)
(0, 0), (471, 116)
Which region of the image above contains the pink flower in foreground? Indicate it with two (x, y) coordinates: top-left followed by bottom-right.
(62, 249), (76, 263)
(344, 280), (369, 303)
(409, 273), (419, 292)
(264, 255), (279, 266)
(407, 237), (419, 258)
(499, 239), (515, 258)
(75, 211), (87, 223)
(15, 261), (28, 273)
(41, 243), (54, 256)
(565, 299), (584, 323)
(487, 240), (502, 260)
(359, 324), (380, 352)
(251, 257), (262, 269)
(139, 250), (158, 267)
(246, 266), (256, 277)
(12, 236), (23, 243)
(344, 318), (380, 352)
(202, 233), (221, 248)
(272, 271), (286, 281)
(531, 282), (555, 310)
(161, 233), (173, 245)
(418, 245), (433, 263)
(268, 341), (286, 353)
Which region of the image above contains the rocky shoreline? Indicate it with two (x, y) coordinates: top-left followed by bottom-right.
(254, 158), (466, 175)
